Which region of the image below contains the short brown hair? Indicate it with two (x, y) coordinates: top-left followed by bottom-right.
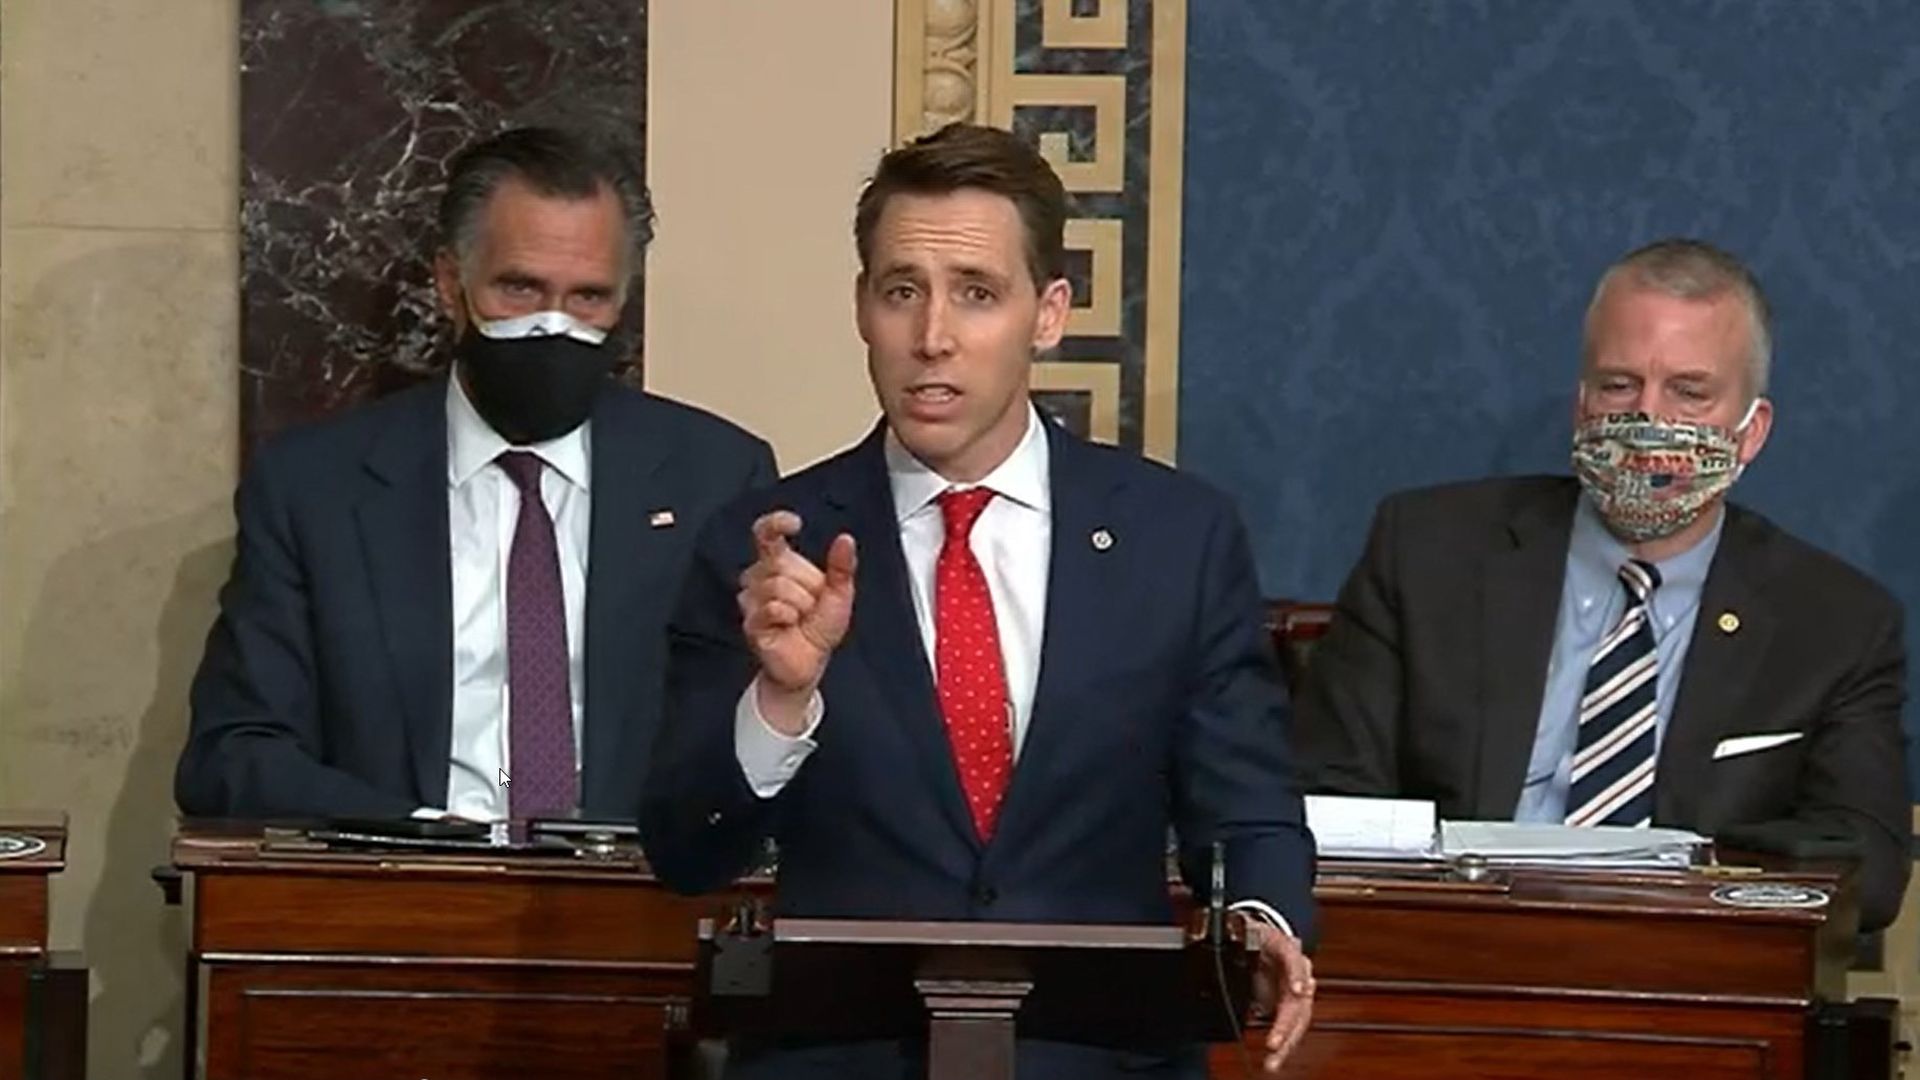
(854, 123), (1068, 290)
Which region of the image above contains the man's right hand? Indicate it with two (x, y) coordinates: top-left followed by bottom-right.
(738, 510), (857, 733)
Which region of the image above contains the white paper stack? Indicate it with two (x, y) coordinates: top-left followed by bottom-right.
(1306, 795), (1439, 859)
(1438, 821), (1708, 870)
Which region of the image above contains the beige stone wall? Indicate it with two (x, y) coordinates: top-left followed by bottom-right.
(0, 1), (894, 1075)
(0, 0), (239, 1074)
(646, 1), (896, 470)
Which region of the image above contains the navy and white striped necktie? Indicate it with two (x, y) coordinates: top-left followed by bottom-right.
(1566, 559), (1662, 828)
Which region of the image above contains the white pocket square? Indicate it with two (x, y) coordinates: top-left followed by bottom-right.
(1711, 732), (1805, 761)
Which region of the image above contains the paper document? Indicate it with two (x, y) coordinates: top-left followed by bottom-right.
(1306, 795), (1438, 859)
(1439, 821), (1708, 869)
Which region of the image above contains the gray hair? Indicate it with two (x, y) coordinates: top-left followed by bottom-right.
(1584, 237), (1772, 399)
(437, 126), (655, 295)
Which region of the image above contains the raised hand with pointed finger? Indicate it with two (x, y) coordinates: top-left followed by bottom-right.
(736, 510), (857, 734)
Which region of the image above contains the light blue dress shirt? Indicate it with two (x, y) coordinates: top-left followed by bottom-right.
(1514, 496), (1725, 822)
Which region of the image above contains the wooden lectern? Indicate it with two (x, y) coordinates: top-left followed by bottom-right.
(693, 909), (1259, 1080)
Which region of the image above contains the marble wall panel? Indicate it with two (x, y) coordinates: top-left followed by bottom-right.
(240, 0), (648, 447)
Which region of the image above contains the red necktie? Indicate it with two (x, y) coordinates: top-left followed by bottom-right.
(934, 488), (1014, 840)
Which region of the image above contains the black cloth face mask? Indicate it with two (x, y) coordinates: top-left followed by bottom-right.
(454, 308), (617, 445)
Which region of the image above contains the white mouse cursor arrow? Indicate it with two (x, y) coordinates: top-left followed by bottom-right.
(498, 767), (511, 788)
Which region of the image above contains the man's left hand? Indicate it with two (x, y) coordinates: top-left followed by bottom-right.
(1248, 920), (1314, 1074)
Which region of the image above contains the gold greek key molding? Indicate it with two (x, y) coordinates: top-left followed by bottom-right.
(1042, 0), (1128, 50)
(1144, 0), (1186, 461)
(1064, 218), (1124, 337)
(1033, 361), (1122, 444)
(994, 73), (1128, 193)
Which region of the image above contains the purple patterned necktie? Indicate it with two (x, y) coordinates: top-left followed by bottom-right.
(496, 451), (578, 819)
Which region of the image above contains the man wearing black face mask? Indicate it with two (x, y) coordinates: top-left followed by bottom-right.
(177, 127), (776, 823)
(1295, 238), (1911, 931)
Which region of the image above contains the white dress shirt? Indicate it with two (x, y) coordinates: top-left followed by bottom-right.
(729, 407), (1291, 935)
(734, 407), (1051, 791)
(435, 377), (591, 822)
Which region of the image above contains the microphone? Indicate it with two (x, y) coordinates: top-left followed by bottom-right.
(1209, 839), (1226, 943)
(1205, 838), (1255, 1077)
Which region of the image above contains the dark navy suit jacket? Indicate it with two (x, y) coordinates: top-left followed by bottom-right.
(176, 376), (775, 821)
(642, 416), (1315, 1079)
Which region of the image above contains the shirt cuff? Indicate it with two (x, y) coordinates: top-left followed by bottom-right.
(410, 807), (448, 821)
(1228, 898), (1296, 941)
(734, 678), (823, 798)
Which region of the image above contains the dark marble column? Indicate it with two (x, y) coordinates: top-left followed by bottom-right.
(240, 0), (648, 449)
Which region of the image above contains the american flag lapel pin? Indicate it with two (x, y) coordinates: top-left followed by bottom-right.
(649, 509), (677, 528)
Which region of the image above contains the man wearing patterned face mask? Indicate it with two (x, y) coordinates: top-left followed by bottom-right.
(1297, 238), (1910, 930)
(178, 127), (776, 824)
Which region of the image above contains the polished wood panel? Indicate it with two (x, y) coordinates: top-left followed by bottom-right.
(28, 956), (88, 1080)
(1313, 880), (1833, 999)
(203, 964), (679, 1080)
(175, 827), (1855, 1080)
(196, 869), (711, 961)
(0, 880), (46, 949)
(1274, 1026), (1777, 1080)
(178, 830), (744, 1080)
(0, 813), (72, 1080)
(0, 961), (26, 1080)
(1244, 989), (1805, 1080)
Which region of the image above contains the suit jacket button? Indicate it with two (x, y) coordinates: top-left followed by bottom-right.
(975, 885), (998, 906)
(707, 810), (724, 825)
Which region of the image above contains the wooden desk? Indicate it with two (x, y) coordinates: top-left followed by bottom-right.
(0, 813), (83, 1080)
(1251, 861), (1855, 1080)
(173, 827), (1856, 1080)
(174, 826), (723, 1080)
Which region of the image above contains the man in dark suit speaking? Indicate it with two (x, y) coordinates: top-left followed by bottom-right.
(176, 127), (774, 822)
(642, 124), (1315, 1078)
(1298, 238), (1910, 929)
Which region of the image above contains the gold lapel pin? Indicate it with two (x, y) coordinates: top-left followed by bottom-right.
(1090, 527), (1114, 552)
(648, 509), (676, 528)
(1717, 611), (1741, 635)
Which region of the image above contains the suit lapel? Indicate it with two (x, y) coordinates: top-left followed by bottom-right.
(1656, 507), (1776, 823)
(1474, 484), (1578, 819)
(581, 391), (674, 813)
(991, 422), (1120, 847)
(356, 383), (455, 807)
(827, 428), (982, 852)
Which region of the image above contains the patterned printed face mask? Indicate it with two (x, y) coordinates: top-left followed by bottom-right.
(1571, 400), (1759, 543)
